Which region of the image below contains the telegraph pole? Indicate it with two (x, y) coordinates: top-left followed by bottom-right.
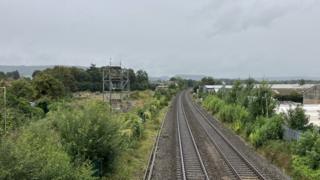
(1, 87), (6, 134)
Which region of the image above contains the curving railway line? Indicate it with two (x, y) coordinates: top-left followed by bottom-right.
(146, 90), (285, 180)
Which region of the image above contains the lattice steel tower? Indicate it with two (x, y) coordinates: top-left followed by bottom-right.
(102, 60), (130, 111)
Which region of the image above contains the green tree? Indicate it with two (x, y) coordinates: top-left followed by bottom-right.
(0, 72), (5, 79)
(8, 79), (35, 101)
(6, 70), (20, 80)
(128, 69), (137, 90)
(135, 70), (149, 90)
(33, 73), (65, 99)
(43, 66), (77, 92)
(283, 105), (309, 130)
(86, 64), (102, 91)
(248, 82), (276, 118)
(299, 79), (306, 86)
(201, 77), (216, 85)
(227, 80), (243, 104)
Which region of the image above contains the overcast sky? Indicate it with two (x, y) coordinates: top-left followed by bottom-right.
(0, 0), (319, 78)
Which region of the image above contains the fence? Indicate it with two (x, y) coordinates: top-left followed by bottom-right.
(282, 125), (301, 141)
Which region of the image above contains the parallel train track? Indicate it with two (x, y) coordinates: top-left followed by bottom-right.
(183, 91), (267, 180)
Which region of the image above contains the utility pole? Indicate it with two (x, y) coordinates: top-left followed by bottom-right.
(102, 67), (105, 102)
(109, 58), (112, 111)
(265, 93), (269, 118)
(1, 87), (6, 134)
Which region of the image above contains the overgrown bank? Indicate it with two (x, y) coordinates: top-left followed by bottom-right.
(0, 79), (180, 180)
(199, 80), (320, 179)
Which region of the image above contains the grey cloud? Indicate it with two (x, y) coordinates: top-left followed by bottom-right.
(198, 0), (317, 36)
(0, 0), (320, 78)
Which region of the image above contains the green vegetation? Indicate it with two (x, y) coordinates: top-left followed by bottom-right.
(0, 65), (179, 179)
(283, 105), (310, 131)
(200, 79), (320, 179)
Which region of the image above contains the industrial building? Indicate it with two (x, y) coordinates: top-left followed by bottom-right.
(203, 84), (320, 104)
(303, 85), (320, 104)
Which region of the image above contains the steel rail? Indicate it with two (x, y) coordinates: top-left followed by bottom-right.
(183, 91), (266, 180)
(177, 93), (209, 180)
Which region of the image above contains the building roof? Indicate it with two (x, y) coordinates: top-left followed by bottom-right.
(270, 84), (315, 89)
(204, 84), (316, 90)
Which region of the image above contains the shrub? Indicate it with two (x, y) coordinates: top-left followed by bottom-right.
(218, 104), (234, 123)
(292, 155), (320, 179)
(48, 100), (122, 174)
(203, 95), (225, 114)
(120, 113), (144, 141)
(249, 116), (283, 148)
(0, 120), (94, 180)
(283, 105), (309, 131)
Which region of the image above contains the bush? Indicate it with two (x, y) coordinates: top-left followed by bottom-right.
(203, 95), (225, 114)
(249, 116), (283, 147)
(292, 155), (320, 179)
(48, 100), (123, 174)
(283, 105), (309, 131)
(218, 104), (234, 123)
(293, 130), (320, 173)
(119, 113), (144, 141)
(0, 120), (94, 180)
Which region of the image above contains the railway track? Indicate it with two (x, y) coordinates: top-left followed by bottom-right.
(182, 91), (267, 180)
(176, 93), (209, 180)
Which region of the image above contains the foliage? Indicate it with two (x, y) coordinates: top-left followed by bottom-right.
(199, 79), (320, 179)
(0, 120), (95, 180)
(33, 72), (65, 99)
(202, 93), (282, 148)
(249, 116), (283, 147)
(135, 70), (149, 90)
(119, 113), (144, 142)
(42, 66), (78, 92)
(292, 130), (320, 179)
(8, 78), (35, 101)
(48, 100), (123, 173)
(200, 76), (217, 85)
(35, 65), (151, 92)
(248, 82), (276, 118)
(283, 105), (309, 130)
(5, 70), (20, 80)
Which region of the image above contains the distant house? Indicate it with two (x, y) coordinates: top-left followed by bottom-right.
(202, 85), (232, 93)
(303, 85), (320, 104)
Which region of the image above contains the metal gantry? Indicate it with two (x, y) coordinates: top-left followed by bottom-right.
(102, 60), (130, 111)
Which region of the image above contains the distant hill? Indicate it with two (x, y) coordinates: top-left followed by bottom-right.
(256, 76), (320, 81)
(174, 74), (206, 81)
(150, 74), (206, 82)
(0, 65), (54, 77)
(0, 65), (87, 78)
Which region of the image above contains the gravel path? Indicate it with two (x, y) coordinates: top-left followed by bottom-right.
(151, 96), (178, 180)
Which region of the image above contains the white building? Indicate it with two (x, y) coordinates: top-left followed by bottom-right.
(277, 103), (320, 126)
(202, 85), (232, 93)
